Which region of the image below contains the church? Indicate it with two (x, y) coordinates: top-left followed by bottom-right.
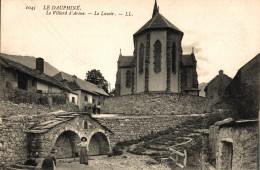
(115, 0), (199, 96)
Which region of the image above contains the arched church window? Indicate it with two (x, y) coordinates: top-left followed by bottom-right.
(182, 69), (188, 87)
(83, 120), (88, 129)
(139, 43), (145, 74)
(172, 43), (176, 72)
(125, 70), (132, 88)
(153, 40), (162, 73)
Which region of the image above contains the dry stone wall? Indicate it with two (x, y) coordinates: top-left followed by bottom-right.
(0, 100), (79, 118)
(0, 113), (56, 166)
(103, 93), (210, 115)
(96, 114), (213, 147)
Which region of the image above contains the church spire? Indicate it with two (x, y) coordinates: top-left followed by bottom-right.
(152, 0), (159, 17)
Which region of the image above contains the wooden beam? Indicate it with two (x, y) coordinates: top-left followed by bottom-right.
(169, 147), (185, 157)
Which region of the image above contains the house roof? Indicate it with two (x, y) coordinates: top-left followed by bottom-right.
(182, 54), (197, 67)
(0, 55), (70, 91)
(204, 73), (232, 91)
(0, 53), (59, 76)
(134, 12), (183, 37)
(28, 112), (113, 134)
(118, 56), (134, 68)
(53, 72), (109, 96)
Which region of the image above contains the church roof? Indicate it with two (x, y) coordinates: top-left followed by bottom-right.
(134, 1), (183, 37)
(118, 56), (134, 68)
(182, 54), (197, 67)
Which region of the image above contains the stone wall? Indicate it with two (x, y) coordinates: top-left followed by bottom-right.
(103, 93), (210, 115)
(0, 100), (79, 118)
(216, 122), (258, 170)
(96, 113), (215, 147)
(0, 112), (57, 165)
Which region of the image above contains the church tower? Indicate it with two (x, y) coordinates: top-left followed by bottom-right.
(133, 0), (184, 93)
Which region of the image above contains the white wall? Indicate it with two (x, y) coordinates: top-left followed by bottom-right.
(68, 93), (78, 105)
(36, 81), (63, 93)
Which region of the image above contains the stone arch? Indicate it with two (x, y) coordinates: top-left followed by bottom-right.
(88, 129), (111, 155)
(49, 126), (87, 158)
(53, 130), (81, 159)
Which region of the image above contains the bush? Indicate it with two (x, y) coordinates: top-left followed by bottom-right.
(112, 146), (123, 156)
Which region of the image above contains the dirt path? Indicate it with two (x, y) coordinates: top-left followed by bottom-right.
(56, 152), (170, 170)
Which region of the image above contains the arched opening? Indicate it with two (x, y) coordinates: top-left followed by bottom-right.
(172, 43), (176, 72)
(125, 70), (132, 88)
(53, 130), (81, 159)
(88, 132), (110, 156)
(153, 40), (162, 73)
(139, 43), (145, 74)
(83, 120), (88, 129)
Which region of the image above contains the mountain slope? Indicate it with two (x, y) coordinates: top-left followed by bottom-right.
(198, 82), (208, 97)
(0, 53), (59, 76)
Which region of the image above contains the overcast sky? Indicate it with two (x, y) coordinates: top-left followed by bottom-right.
(2, 0), (260, 90)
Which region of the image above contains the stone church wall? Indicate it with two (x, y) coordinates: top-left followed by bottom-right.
(103, 93), (210, 115)
(135, 33), (146, 93)
(169, 33), (182, 93)
(120, 68), (132, 96)
(149, 31), (167, 92)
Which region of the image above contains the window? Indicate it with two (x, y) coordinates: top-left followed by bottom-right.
(153, 40), (162, 73)
(72, 97), (75, 103)
(182, 69), (187, 86)
(172, 43), (176, 72)
(84, 96), (88, 102)
(139, 43), (144, 74)
(18, 73), (27, 90)
(32, 79), (36, 87)
(92, 98), (95, 104)
(83, 120), (88, 129)
(125, 70), (132, 88)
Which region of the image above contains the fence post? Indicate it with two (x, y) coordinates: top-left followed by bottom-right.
(184, 149), (187, 167)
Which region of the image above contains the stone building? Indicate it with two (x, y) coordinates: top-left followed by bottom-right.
(115, 0), (199, 96)
(204, 70), (232, 104)
(203, 119), (258, 170)
(0, 55), (76, 103)
(225, 54), (259, 119)
(54, 72), (109, 112)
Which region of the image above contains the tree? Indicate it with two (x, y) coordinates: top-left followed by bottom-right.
(85, 69), (109, 93)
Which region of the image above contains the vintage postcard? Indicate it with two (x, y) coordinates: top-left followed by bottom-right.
(0, 0), (259, 169)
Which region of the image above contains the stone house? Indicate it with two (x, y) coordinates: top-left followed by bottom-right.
(0, 55), (77, 103)
(115, 0), (199, 96)
(225, 54), (259, 119)
(53, 72), (109, 112)
(204, 70), (232, 104)
(204, 119), (258, 170)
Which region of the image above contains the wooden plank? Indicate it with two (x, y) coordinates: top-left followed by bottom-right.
(183, 149), (187, 167)
(169, 156), (176, 163)
(176, 162), (184, 169)
(169, 147), (185, 157)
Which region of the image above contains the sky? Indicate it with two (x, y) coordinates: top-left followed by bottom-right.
(1, 0), (260, 90)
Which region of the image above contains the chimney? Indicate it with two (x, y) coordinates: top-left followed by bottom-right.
(219, 70), (223, 75)
(72, 75), (77, 82)
(36, 58), (44, 73)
